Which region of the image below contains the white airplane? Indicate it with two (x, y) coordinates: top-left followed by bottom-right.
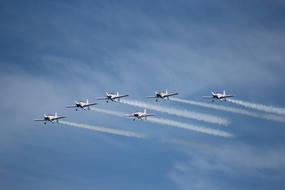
(127, 109), (154, 121)
(97, 92), (129, 103)
(203, 90), (234, 101)
(34, 112), (66, 124)
(147, 89), (178, 101)
(66, 99), (97, 111)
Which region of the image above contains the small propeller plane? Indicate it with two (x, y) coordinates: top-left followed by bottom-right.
(97, 92), (129, 103)
(34, 112), (66, 124)
(147, 89), (178, 101)
(66, 99), (97, 111)
(203, 90), (234, 101)
(127, 109), (154, 121)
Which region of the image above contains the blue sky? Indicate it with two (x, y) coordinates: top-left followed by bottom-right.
(1, 0), (285, 189)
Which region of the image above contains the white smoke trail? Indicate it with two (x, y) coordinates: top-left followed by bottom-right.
(120, 99), (229, 126)
(90, 107), (125, 117)
(172, 97), (285, 123)
(228, 99), (285, 116)
(59, 120), (145, 139)
(91, 107), (233, 138)
(148, 117), (232, 138)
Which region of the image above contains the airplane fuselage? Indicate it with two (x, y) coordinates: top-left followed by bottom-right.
(42, 115), (59, 124)
(76, 102), (87, 108)
(106, 94), (121, 102)
(156, 92), (167, 99)
(213, 93), (224, 99)
(130, 109), (153, 120)
(132, 113), (145, 120)
(211, 92), (232, 100)
(107, 95), (116, 101)
(71, 101), (96, 110)
(153, 92), (170, 101)
(150, 91), (178, 101)
(99, 92), (128, 103)
(35, 113), (65, 125)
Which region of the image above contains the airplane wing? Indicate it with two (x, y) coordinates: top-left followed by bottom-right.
(164, 92), (178, 97)
(224, 95), (234, 98)
(34, 119), (45, 121)
(125, 114), (135, 118)
(146, 96), (157, 99)
(97, 97), (108, 100)
(55, 116), (66, 120)
(202, 96), (212, 98)
(66, 105), (77, 108)
(145, 114), (155, 117)
(84, 103), (97, 107)
(115, 94), (129, 99)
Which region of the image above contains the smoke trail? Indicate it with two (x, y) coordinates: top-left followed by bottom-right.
(147, 117), (233, 138)
(228, 99), (285, 116)
(59, 120), (145, 139)
(172, 97), (285, 123)
(91, 107), (233, 138)
(120, 99), (229, 126)
(90, 107), (125, 117)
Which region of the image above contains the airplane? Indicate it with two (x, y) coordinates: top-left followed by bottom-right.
(34, 112), (66, 124)
(203, 90), (234, 101)
(147, 89), (178, 101)
(127, 109), (155, 121)
(97, 92), (129, 103)
(66, 99), (97, 111)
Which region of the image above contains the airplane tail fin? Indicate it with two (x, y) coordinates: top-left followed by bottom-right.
(105, 91), (109, 96)
(117, 91), (119, 96)
(223, 90), (226, 96)
(166, 89), (168, 94)
(44, 114), (47, 117)
(144, 109), (148, 120)
(86, 99), (89, 104)
(211, 91), (215, 95)
(55, 112), (58, 117)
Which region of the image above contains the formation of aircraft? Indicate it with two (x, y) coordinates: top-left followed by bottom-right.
(127, 109), (154, 121)
(35, 89), (234, 124)
(203, 90), (234, 101)
(147, 90), (178, 101)
(34, 112), (65, 124)
(97, 92), (129, 103)
(66, 99), (97, 111)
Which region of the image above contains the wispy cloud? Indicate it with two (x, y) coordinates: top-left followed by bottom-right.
(170, 143), (285, 190)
